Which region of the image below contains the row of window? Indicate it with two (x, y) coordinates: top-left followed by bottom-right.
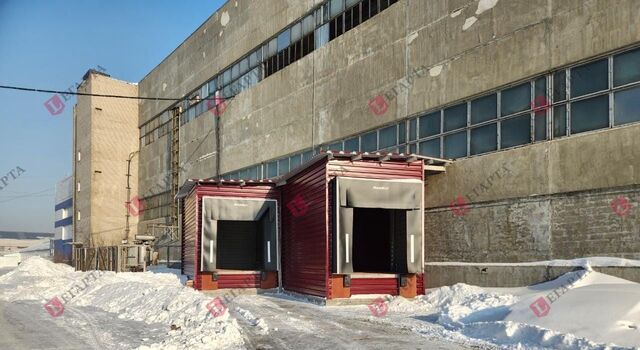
(223, 46), (640, 180)
(140, 0), (399, 146)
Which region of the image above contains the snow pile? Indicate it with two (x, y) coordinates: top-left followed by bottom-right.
(400, 268), (640, 349)
(0, 257), (246, 350)
(426, 256), (640, 267)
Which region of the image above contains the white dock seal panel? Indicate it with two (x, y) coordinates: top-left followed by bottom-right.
(201, 197), (278, 272)
(333, 177), (424, 275)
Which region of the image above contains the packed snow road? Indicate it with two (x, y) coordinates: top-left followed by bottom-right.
(226, 293), (486, 350)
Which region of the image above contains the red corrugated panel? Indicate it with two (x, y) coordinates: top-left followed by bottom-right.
(350, 278), (399, 296)
(182, 182), (278, 290)
(182, 190), (198, 279)
(417, 274), (425, 295)
(281, 158), (330, 297)
(217, 273), (261, 288)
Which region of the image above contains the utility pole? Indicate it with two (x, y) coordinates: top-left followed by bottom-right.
(124, 151), (139, 243)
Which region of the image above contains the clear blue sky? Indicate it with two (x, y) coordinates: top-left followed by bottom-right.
(0, 0), (225, 233)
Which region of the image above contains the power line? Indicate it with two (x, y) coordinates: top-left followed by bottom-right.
(0, 84), (219, 102)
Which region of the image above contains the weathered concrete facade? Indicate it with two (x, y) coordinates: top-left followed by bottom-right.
(114, 0), (639, 281)
(73, 72), (139, 247)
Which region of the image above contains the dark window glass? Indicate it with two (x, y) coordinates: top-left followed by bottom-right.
(267, 161), (278, 178)
(369, 0), (379, 17)
(409, 118), (417, 141)
(327, 141), (343, 151)
(614, 86), (640, 126)
(231, 64), (240, 80)
(501, 114), (531, 148)
(470, 124), (497, 155)
(291, 155), (302, 169)
(535, 114), (547, 141)
(471, 94), (497, 125)
(419, 112), (441, 137)
(614, 48), (640, 87)
(208, 80), (217, 95)
(248, 166), (259, 180)
(553, 105), (567, 138)
(409, 143), (417, 154)
(554, 71), (567, 102)
(419, 139), (440, 157)
(302, 150), (314, 162)
(443, 103), (467, 132)
(571, 95), (609, 134)
(361, 131), (377, 151)
(379, 125), (397, 149)
(501, 83), (531, 116)
(344, 6), (354, 31)
(444, 131), (467, 159)
(398, 121), (406, 143)
(278, 158), (290, 175)
(344, 137), (359, 151)
(571, 59), (608, 97)
(362, 0), (371, 20)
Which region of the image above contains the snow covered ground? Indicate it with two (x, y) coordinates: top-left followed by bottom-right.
(0, 257), (638, 349)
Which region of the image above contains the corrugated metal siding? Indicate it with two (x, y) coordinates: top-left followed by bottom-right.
(184, 182), (277, 290)
(350, 278), (399, 296)
(417, 274), (425, 295)
(182, 191), (198, 279)
(217, 273), (261, 288)
(281, 159), (329, 298)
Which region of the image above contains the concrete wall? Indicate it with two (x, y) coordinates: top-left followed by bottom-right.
(130, 0), (640, 276)
(74, 73), (139, 247)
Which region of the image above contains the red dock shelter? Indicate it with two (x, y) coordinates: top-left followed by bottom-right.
(278, 151), (432, 299)
(177, 179), (279, 291)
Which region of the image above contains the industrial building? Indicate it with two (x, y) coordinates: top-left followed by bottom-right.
(73, 0), (640, 286)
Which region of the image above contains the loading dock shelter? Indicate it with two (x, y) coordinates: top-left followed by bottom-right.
(278, 151), (444, 299)
(177, 179), (279, 291)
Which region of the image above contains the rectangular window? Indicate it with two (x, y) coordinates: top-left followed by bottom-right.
(613, 47), (640, 87)
(277, 29), (291, 52)
(291, 22), (302, 42)
(267, 161), (278, 178)
(419, 112), (441, 138)
(470, 123), (497, 155)
(553, 71), (566, 102)
(398, 121), (406, 144)
(614, 86), (640, 126)
(409, 118), (417, 141)
(344, 136), (359, 151)
(231, 64), (240, 80)
(419, 139), (440, 158)
(208, 79), (217, 96)
(361, 131), (377, 152)
(571, 95), (609, 134)
(290, 154), (302, 169)
(330, 0), (344, 18)
(471, 93), (497, 125)
(327, 141), (343, 151)
(278, 158), (290, 175)
(501, 114), (531, 148)
(444, 131), (467, 159)
(553, 105), (567, 138)
(239, 57), (249, 75)
(571, 59), (608, 97)
(303, 14), (315, 35)
(535, 114), (547, 141)
(443, 103), (467, 132)
(379, 125), (397, 149)
(315, 23), (330, 49)
(302, 150), (314, 162)
(501, 83), (531, 116)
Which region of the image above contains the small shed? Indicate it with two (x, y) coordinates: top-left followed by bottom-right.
(278, 151), (446, 300)
(177, 179), (279, 291)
